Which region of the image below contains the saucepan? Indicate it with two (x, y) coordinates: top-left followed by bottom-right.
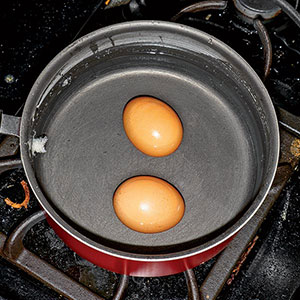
(0, 21), (279, 276)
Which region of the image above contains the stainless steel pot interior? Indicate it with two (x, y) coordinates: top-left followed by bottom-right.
(20, 21), (279, 259)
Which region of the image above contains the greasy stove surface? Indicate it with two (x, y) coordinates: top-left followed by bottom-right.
(0, 0), (300, 299)
(1, 0), (300, 116)
(219, 167), (300, 300)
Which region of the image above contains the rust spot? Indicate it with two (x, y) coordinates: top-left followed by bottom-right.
(290, 139), (300, 157)
(227, 236), (259, 285)
(4, 180), (30, 209)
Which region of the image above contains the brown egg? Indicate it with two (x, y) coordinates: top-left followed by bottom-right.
(123, 96), (183, 157)
(113, 176), (185, 233)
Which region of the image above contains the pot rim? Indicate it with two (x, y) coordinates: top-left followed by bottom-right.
(20, 20), (280, 262)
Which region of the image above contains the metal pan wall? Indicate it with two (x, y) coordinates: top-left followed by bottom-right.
(18, 21), (279, 276)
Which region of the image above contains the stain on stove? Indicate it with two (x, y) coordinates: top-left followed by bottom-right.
(290, 138), (300, 157)
(0, 169), (39, 235)
(4, 74), (15, 84)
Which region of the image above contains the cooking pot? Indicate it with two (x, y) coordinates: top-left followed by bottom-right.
(0, 21), (279, 277)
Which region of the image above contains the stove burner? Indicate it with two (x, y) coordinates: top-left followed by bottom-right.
(233, 0), (281, 19)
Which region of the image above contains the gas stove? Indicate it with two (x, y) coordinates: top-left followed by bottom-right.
(0, 1), (300, 299)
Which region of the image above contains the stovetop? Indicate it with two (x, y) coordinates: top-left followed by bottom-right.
(0, 1), (300, 299)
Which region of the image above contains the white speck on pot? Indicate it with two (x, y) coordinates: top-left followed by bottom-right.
(62, 76), (71, 87)
(32, 136), (48, 155)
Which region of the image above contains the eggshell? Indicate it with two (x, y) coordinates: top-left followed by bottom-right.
(113, 176), (185, 233)
(123, 96), (183, 157)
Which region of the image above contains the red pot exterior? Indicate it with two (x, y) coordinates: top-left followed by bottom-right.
(46, 214), (235, 277)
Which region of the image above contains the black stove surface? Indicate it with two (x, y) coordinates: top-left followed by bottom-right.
(1, 0), (300, 116)
(0, 1), (300, 299)
(219, 166), (300, 300)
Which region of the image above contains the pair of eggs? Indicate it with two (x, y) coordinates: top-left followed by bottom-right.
(113, 96), (185, 234)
